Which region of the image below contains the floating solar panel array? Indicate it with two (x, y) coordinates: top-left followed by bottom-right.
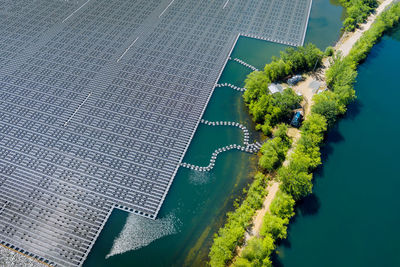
(0, 0), (312, 265)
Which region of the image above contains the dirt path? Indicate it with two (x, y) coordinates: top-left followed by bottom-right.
(292, 75), (316, 116)
(250, 181), (280, 236)
(337, 0), (395, 57)
(291, 0), (395, 117)
(232, 0), (396, 264)
(232, 181), (280, 263)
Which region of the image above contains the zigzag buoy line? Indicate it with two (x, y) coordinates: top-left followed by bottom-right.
(200, 119), (251, 145)
(228, 56), (259, 71)
(215, 82), (246, 92)
(180, 120), (263, 172)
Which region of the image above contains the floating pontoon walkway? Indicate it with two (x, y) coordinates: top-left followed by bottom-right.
(229, 57), (259, 72)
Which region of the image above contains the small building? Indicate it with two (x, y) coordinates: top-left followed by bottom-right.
(287, 75), (303, 86)
(291, 110), (303, 128)
(268, 83), (283, 94)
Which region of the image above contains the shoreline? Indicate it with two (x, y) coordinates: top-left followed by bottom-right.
(230, 0), (396, 263)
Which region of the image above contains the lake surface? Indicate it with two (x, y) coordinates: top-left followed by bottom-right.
(276, 26), (400, 267)
(84, 1), (344, 266)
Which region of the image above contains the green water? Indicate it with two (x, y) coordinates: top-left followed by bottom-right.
(84, 1), (344, 266)
(275, 27), (400, 267)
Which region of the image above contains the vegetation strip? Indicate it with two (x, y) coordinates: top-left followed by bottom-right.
(209, 1), (400, 266)
(339, 0), (378, 31)
(209, 44), (323, 266)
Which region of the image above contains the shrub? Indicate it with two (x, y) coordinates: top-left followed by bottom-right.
(209, 173), (268, 266)
(244, 45), (320, 129)
(312, 91), (346, 128)
(270, 190), (295, 219)
(339, 0), (378, 32)
(259, 124), (291, 171)
(260, 213), (288, 240)
(324, 46), (335, 56)
(233, 236), (275, 267)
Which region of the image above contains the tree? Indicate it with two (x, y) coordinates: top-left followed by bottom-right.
(300, 113), (327, 138)
(244, 71), (270, 103)
(274, 123), (291, 148)
(260, 213), (288, 240)
(326, 52), (357, 91)
(248, 94), (274, 123)
(259, 126), (291, 171)
(235, 236), (275, 267)
(273, 88), (303, 122)
(339, 0), (378, 31)
(264, 59), (289, 81)
(278, 166), (313, 201)
(259, 144), (279, 171)
(270, 190), (295, 219)
(324, 46), (335, 57)
(312, 91), (345, 128)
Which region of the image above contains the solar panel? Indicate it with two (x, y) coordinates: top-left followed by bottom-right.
(0, 0), (312, 265)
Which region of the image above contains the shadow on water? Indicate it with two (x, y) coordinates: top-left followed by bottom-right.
(319, 126), (344, 163)
(271, 252), (285, 267)
(315, 100), (359, 163)
(270, 194), (321, 267)
(344, 99), (362, 120)
(272, 94), (364, 267)
(320, 98), (362, 162)
(297, 194), (321, 217)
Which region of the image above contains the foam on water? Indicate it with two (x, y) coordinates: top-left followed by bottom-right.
(188, 169), (213, 185)
(106, 211), (180, 258)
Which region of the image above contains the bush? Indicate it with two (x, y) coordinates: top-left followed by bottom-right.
(244, 44), (320, 129)
(312, 91), (346, 128)
(209, 173), (268, 267)
(260, 213), (288, 240)
(258, 124), (291, 171)
(339, 0), (378, 32)
(233, 236), (275, 267)
(270, 191), (295, 219)
(324, 46), (335, 56)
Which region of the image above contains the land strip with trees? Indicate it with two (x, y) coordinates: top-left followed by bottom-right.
(209, 0), (400, 266)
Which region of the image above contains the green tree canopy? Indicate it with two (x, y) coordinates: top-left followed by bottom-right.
(244, 71), (270, 103)
(278, 166), (313, 201)
(260, 213), (288, 240)
(312, 91), (346, 128)
(270, 190), (296, 219)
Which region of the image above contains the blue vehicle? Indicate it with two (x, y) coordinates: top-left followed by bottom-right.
(291, 111), (303, 127)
